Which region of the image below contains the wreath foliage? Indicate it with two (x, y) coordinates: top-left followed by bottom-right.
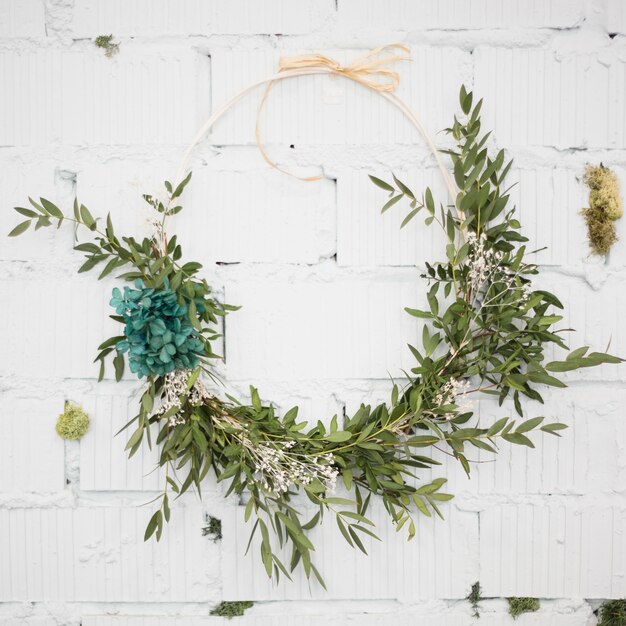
(9, 86), (621, 586)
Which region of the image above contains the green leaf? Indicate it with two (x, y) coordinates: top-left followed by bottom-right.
(526, 371), (567, 388)
(502, 433), (535, 448)
(40, 198), (63, 219)
(14, 207), (38, 218)
(171, 171), (193, 199)
(487, 417), (509, 437)
(424, 187), (435, 213)
(113, 353), (125, 381)
(326, 431), (352, 443)
(405, 307), (431, 319)
(393, 174), (415, 199)
(144, 510), (161, 541)
(369, 175), (394, 192)
(515, 416), (544, 433)
(342, 468), (353, 491)
(381, 194), (403, 213)
(80, 204), (96, 229)
(400, 208), (419, 228)
(540, 422), (568, 436)
(98, 257), (120, 280)
(8, 220), (31, 237)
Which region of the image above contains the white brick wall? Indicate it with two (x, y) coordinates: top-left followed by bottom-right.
(2, 1), (626, 624)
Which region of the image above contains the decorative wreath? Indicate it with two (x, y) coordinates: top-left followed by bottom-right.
(9, 45), (620, 587)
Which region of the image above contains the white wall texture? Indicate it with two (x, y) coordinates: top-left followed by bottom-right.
(1, 0), (626, 624)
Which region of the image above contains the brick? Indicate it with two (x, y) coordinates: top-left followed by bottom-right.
(607, 0), (626, 35)
(75, 159), (336, 265)
(480, 503), (626, 598)
(79, 392), (165, 491)
(0, 161), (68, 263)
(0, 619), (59, 626)
(0, 279), (124, 381)
(224, 277), (427, 381)
(71, 0), (334, 37)
(336, 0), (585, 32)
(221, 503), (478, 600)
(0, 49), (210, 146)
(0, 398), (65, 493)
(210, 47), (469, 146)
(0, 0), (45, 38)
(474, 47), (626, 149)
(0, 506), (212, 602)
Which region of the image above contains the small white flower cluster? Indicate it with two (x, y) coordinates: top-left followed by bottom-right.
(250, 441), (338, 495)
(466, 232), (503, 292)
(465, 232), (532, 306)
(158, 369), (211, 426)
(434, 377), (473, 420)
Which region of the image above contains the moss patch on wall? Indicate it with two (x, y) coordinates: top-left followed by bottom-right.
(583, 164), (622, 255)
(467, 581), (482, 618)
(508, 597), (540, 619)
(94, 34), (119, 57)
(210, 601), (253, 618)
(598, 599), (626, 626)
(56, 402), (90, 441)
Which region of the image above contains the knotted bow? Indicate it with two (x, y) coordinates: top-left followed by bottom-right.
(278, 44), (410, 92)
(174, 43), (459, 208)
(257, 45), (411, 180)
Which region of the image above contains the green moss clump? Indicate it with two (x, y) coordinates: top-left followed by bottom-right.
(56, 403), (90, 441)
(202, 515), (222, 540)
(94, 34), (119, 58)
(210, 601), (253, 618)
(583, 164), (623, 255)
(598, 599), (626, 626)
(467, 581), (482, 618)
(507, 597), (540, 619)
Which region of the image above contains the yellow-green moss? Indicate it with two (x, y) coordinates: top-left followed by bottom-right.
(583, 206), (618, 255)
(507, 597), (540, 619)
(585, 165), (623, 220)
(583, 164), (623, 255)
(56, 403), (90, 440)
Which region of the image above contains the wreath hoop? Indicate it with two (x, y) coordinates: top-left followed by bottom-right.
(8, 45), (621, 588)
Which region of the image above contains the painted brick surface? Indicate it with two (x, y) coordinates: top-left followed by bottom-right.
(2, 0), (626, 623)
(607, 0), (626, 35)
(0, 49), (210, 146)
(71, 0), (335, 37)
(0, 398), (65, 493)
(336, 0), (586, 32)
(224, 278), (425, 380)
(474, 47), (626, 149)
(0, 0), (45, 38)
(0, 506), (212, 602)
(480, 503), (626, 598)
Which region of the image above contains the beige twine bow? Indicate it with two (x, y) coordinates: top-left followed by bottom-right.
(255, 44), (411, 181)
(174, 44), (460, 209)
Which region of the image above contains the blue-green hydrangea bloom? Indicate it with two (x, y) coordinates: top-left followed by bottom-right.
(110, 280), (204, 378)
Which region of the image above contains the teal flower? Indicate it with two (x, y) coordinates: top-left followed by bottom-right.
(110, 280), (204, 378)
